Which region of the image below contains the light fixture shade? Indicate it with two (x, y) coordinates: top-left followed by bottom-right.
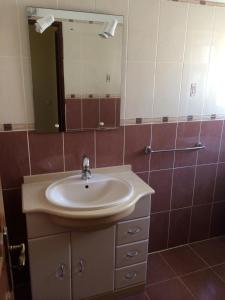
(35, 15), (55, 34)
(98, 19), (118, 39)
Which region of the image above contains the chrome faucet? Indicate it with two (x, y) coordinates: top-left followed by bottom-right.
(81, 155), (91, 180)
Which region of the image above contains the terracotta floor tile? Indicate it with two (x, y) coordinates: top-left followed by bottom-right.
(147, 253), (176, 285)
(190, 236), (225, 266)
(119, 291), (148, 300)
(181, 268), (225, 300)
(147, 278), (194, 300)
(161, 245), (207, 276)
(212, 263), (225, 282)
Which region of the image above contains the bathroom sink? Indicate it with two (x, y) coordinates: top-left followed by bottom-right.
(45, 174), (133, 211)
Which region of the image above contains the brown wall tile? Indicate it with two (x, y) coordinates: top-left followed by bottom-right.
(149, 212), (169, 252)
(197, 121), (223, 165)
(29, 132), (64, 175)
(175, 122), (201, 167)
(171, 167), (195, 209)
(214, 163), (225, 202)
(66, 99), (82, 130)
(189, 204), (211, 242)
(210, 201), (225, 236)
(193, 164), (217, 205)
(83, 98), (99, 129)
(64, 131), (95, 171)
(125, 125), (151, 172)
(149, 169), (173, 213)
(168, 208), (191, 248)
(96, 127), (124, 167)
(0, 132), (30, 188)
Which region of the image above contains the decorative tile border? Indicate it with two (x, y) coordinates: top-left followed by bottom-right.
(169, 0), (225, 8)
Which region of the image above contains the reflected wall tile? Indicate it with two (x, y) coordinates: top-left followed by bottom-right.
(184, 4), (214, 64)
(66, 99), (82, 130)
(125, 62), (154, 120)
(179, 64), (208, 117)
(214, 163), (225, 202)
(0, 57), (27, 124)
(149, 211), (169, 252)
(189, 204), (211, 242)
(124, 125), (151, 172)
(171, 167), (195, 209)
(64, 131), (95, 171)
(96, 127), (124, 167)
(157, 0), (188, 62)
(0, 0), (20, 57)
(0, 132), (29, 189)
(154, 63), (183, 118)
(100, 98), (117, 128)
(210, 201), (225, 236)
(29, 132), (64, 175)
(128, 0), (159, 61)
(149, 169), (173, 213)
(197, 120), (223, 165)
(82, 98), (99, 129)
(193, 164), (217, 205)
(175, 121), (201, 167)
(168, 208), (191, 247)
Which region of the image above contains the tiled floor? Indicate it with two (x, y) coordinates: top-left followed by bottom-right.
(121, 236), (225, 300)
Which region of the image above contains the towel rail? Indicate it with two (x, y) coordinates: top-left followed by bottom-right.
(145, 142), (205, 155)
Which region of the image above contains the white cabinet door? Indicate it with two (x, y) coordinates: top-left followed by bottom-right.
(71, 226), (115, 300)
(28, 233), (71, 300)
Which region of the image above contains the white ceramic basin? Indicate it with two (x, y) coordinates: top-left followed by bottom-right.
(45, 174), (133, 211)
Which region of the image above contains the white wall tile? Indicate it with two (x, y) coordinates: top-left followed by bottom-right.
(0, 57), (27, 123)
(58, 0), (95, 11)
(184, 4), (214, 64)
(128, 0), (159, 62)
(125, 62), (154, 119)
(153, 62), (183, 118)
(0, 0), (21, 57)
(95, 0), (129, 15)
(157, 0), (188, 62)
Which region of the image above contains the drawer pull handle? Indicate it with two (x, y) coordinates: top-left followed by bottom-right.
(78, 259), (85, 273)
(126, 250), (139, 258)
(56, 263), (65, 280)
(127, 227), (141, 235)
(124, 272), (137, 281)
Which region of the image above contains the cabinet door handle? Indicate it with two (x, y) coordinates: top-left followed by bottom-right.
(78, 259), (85, 273)
(124, 272), (137, 281)
(56, 263), (65, 280)
(127, 227), (141, 235)
(126, 250), (139, 258)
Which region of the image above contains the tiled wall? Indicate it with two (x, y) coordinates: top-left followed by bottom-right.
(1, 119), (225, 253)
(1, 0), (225, 260)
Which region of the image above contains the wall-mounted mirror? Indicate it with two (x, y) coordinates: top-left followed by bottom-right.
(27, 7), (123, 132)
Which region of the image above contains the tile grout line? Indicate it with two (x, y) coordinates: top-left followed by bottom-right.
(94, 130), (97, 168)
(187, 244), (211, 268)
(26, 130), (31, 176)
(177, 276), (197, 300)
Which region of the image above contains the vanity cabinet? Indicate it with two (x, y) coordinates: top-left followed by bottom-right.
(71, 227), (115, 300)
(28, 233), (71, 300)
(26, 195), (151, 300)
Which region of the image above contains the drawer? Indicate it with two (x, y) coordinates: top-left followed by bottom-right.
(116, 240), (148, 268)
(122, 195), (151, 221)
(116, 217), (150, 245)
(115, 262), (147, 290)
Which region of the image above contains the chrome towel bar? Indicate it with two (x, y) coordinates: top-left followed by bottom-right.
(145, 142), (205, 155)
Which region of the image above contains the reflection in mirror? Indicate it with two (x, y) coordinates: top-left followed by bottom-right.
(27, 8), (123, 132)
